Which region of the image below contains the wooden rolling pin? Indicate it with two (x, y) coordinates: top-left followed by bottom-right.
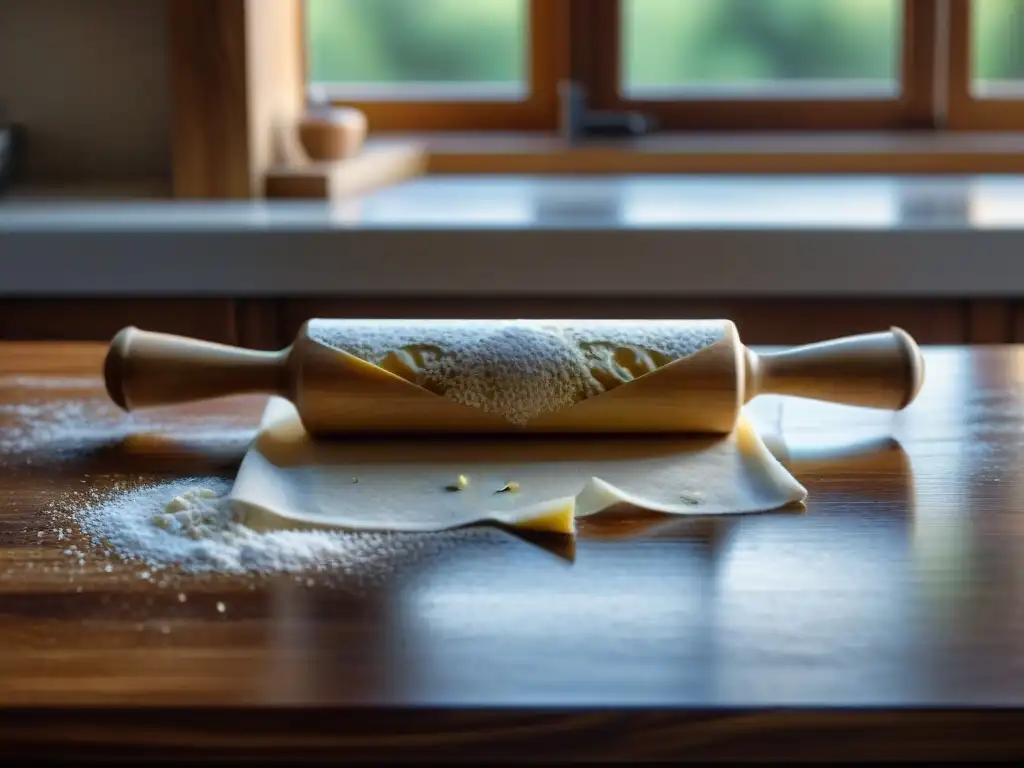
(103, 320), (924, 437)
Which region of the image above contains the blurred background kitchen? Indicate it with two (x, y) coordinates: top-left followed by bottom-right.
(2, 0), (1024, 349)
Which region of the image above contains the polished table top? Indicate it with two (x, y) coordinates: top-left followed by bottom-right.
(0, 343), (1021, 760)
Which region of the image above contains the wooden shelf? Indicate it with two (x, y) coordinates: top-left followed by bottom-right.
(264, 143), (427, 200)
(358, 131), (1024, 175)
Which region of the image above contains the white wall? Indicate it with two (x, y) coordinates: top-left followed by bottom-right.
(0, 0), (171, 181)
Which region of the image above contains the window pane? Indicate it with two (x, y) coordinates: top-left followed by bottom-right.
(623, 0), (901, 98)
(973, 0), (1024, 94)
(306, 0), (526, 95)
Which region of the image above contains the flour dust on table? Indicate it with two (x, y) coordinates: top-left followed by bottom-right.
(0, 395), (251, 464)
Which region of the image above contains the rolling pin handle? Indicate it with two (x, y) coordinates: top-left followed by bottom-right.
(104, 326), (289, 411)
(745, 327), (925, 411)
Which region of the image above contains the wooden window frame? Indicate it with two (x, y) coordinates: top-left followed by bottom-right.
(312, 0), (566, 132)
(306, 0), (944, 134)
(578, 0), (939, 131)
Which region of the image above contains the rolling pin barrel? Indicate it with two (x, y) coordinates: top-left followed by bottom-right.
(103, 322), (924, 434)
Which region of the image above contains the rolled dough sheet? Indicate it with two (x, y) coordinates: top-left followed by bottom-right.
(228, 397), (807, 535)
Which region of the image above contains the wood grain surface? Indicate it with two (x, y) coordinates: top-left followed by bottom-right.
(0, 343), (1022, 761)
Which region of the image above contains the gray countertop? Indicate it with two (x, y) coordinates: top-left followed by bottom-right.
(2, 175), (1023, 297)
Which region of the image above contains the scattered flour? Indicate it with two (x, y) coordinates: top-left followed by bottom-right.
(0, 400), (119, 456)
(70, 478), (506, 583)
(0, 396), (251, 462)
(2, 384), (505, 586)
(308, 319), (724, 425)
(0, 376), (100, 390)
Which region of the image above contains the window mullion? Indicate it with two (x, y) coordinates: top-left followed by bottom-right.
(904, 0), (947, 128)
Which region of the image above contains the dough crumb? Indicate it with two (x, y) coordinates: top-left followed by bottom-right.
(447, 474), (469, 492)
(680, 490), (705, 505)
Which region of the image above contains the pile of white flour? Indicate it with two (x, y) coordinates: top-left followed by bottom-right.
(309, 319), (723, 425)
(68, 477), (501, 580)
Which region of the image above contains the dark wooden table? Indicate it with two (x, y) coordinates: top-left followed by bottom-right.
(0, 343), (1022, 761)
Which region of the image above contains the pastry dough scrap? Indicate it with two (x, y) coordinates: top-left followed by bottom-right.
(229, 398), (806, 534)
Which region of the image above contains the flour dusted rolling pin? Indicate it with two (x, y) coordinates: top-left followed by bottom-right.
(103, 319), (924, 436)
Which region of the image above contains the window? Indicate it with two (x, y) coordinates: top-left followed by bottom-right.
(624, 0), (902, 96)
(580, 0), (936, 130)
(305, 0), (1024, 135)
(303, 0), (562, 130)
(972, 0), (1024, 90)
(948, 0), (1024, 128)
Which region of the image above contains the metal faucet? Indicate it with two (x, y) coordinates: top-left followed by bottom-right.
(559, 80), (656, 142)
